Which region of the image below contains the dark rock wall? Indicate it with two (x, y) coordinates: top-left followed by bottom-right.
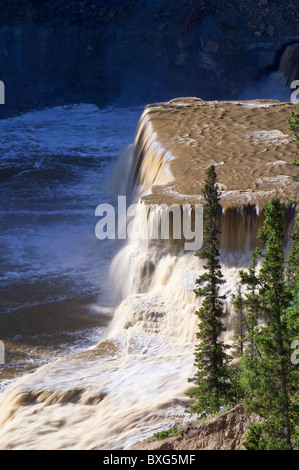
(0, 0), (298, 117)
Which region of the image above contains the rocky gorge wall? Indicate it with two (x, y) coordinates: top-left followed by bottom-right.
(0, 0), (299, 118)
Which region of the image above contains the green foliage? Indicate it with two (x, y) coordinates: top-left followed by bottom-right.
(188, 166), (232, 416)
(236, 200), (299, 450)
(186, 106), (299, 448)
(237, 249), (262, 358)
(243, 423), (265, 451)
(186, 160), (298, 449)
(286, 215), (299, 290)
(153, 426), (183, 441)
(243, 421), (296, 451)
(285, 291), (299, 338)
(288, 104), (299, 141)
(288, 106), (299, 181)
(232, 285), (246, 358)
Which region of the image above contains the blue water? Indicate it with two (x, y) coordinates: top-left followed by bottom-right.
(0, 104), (141, 386)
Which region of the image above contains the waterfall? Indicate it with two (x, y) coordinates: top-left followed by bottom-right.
(117, 105), (175, 196)
(278, 43), (299, 87)
(0, 102), (295, 450)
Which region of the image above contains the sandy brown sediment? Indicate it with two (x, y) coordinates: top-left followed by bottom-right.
(130, 98), (298, 252)
(136, 97), (299, 210)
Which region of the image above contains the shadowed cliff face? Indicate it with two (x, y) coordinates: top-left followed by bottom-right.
(0, 0), (299, 117)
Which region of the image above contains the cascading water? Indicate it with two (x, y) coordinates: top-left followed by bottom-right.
(0, 101), (294, 450)
(278, 43), (299, 87)
(240, 42), (299, 102)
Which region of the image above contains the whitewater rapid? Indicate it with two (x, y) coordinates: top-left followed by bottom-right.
(0, 248), (248, 449)
(0, 103), (257, 450)
(0, 104), (141, 389)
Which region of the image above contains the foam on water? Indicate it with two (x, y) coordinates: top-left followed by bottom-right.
(0, 104), (142, 385)
(0, 102), (261, 450)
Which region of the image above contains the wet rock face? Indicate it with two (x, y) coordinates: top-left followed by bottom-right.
(0, 0), (298, 117)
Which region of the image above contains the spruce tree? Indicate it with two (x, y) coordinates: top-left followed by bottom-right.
(240, 200), (297, 450)
(285, 215), (299, 450)
(288, 103), (299, 141)
(286, 215), (299, 290)
(238, 249), (262, 358)
(188, 165), (231, 416)
(288, 104), (299, 181)
(232, 285), (246, 358)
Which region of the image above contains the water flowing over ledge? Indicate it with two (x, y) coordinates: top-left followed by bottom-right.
(278, 43), (299, 87)
(126, 98), (298, 252)
(0, 99), (297, 450)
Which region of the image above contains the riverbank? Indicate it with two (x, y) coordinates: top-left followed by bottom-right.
(134, 404), (261, 451)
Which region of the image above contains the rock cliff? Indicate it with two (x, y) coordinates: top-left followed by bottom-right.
(0, 0), (299, 118)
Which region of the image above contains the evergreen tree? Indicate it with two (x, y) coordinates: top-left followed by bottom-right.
(288, 103), (299, 141)
(188, 165), (231, 416)
(286, 215), (299, 290)
(232, 285), (246, 358)
(285, 215), (299, 449)
(238, 249), (262, 358)
(288, 104), (299, 181)
(239, 200), (297, 450)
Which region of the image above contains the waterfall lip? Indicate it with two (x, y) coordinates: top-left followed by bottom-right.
(127, 97), (298, 255)
(277, 42), (299, 87)
(130, 98), (298, 212)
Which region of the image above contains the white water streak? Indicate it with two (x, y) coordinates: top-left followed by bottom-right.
(0, 105), (254, 450)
